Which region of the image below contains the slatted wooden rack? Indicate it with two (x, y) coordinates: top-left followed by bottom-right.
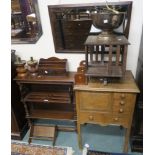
(84, 35), (130, 79)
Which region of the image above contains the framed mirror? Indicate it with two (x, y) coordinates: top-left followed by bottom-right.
(48, 1), (132, 53)
(11, 0), (42, 44)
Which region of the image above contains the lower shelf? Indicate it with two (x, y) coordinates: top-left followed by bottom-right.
(24, 91), (71, 104)
(29, 125), (57, 145)
(28, 109), (75, 121)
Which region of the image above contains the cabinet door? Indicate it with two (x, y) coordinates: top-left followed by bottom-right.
(78, 91), (112, 112)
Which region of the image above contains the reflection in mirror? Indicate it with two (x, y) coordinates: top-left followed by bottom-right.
(48, 1), (132, 53)
(11, 0), (42, 44)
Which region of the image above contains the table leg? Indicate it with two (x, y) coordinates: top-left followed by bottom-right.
(77, 122), (82, 149)
(123, 127), (131, 153)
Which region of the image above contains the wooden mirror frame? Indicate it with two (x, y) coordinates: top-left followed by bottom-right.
(11, 0), (43, 44)
(48, 1), (132, 53)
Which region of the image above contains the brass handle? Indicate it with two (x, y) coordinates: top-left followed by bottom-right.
(120, 101), (125, 105)
(119, 108), (124, 113)
(114, 117), (118, 121)
(89, 115), (94, 121)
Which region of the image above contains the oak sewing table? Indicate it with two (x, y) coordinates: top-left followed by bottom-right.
(74, 70), (139, 153)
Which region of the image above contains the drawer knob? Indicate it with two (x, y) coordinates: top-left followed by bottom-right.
(89, 115), (94, 121)
(79, 76), (82, 80)
(121, 94), (125, 98)
(119, 108), (124, 113)
(120, 101), (125, 105)
(114, 117), (119, 121)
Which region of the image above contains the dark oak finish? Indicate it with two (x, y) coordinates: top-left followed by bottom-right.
(14, 60), (76, 143)
(84, 35), (129, 79)
(11, 51), (28, 140)
(48, 1), (132, 53)
(11, 0), (43, 44)
(74, 71), (139, 153)
(28, 109), (74, 120)
(14, 71), (76, 131)
(84, 35), (129, 45)
(38, 57), (67, 76)
(74, 60), (87, 85)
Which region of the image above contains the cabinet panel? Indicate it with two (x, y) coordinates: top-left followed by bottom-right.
(79, 92), (112, 112)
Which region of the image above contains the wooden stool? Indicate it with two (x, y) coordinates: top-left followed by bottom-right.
(29, 125), (57, 146)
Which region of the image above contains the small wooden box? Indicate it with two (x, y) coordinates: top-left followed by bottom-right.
(38, 57), (67, 76)
(74, 61), (87, 85)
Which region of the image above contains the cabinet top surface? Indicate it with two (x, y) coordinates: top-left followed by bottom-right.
(74, 71), (140, 93)
(14, 72), (75, 84)
(84, 35), (130, 45)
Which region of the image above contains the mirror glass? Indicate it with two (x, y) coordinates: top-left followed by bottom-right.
(48, 1), (132, 53)
(11, 0), (42, 44)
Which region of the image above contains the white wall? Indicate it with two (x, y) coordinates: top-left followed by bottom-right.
(11, 0), (143, 76)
